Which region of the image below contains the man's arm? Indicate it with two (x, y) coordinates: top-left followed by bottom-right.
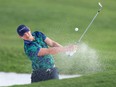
(38, 47), (66, 56)
(38, 37), (77, 56)
(38, 37), (66, 56)
(44, 37), (63, 47)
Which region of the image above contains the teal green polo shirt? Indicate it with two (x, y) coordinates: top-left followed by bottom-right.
(24, 31), (55, 71)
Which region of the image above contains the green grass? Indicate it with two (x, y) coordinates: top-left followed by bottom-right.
(11, 70), (116, 87)
(0, 0), (116, 87)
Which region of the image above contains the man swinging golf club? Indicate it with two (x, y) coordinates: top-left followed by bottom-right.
(17, 24), (77, 83)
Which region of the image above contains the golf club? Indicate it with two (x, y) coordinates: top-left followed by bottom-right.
(77, 2), (103, 43)
(67, 2), (103, 56)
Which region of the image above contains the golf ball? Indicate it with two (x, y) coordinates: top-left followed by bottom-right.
(75, 28), (79, 31)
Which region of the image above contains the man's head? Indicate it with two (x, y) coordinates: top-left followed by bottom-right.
(17, 24), (34, 40)
(17, 24), (30, 36)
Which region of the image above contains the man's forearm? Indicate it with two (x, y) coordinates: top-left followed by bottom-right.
(52, 41), (63, 47)
(38, 45), (77, 56)
(38, 47), (67, 56)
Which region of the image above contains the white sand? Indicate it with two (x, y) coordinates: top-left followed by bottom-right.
(0, 72), (81, 87)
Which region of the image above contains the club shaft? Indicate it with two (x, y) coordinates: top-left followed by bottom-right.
(78, 11), (99, 43)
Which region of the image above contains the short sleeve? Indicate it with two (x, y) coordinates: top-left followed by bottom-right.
(40, 32), (46, 41)
(34, 31), (47, 41)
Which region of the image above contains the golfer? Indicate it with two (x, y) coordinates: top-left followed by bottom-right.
(17, 24), (77, 83)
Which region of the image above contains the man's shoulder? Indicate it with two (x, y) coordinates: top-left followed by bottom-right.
(32, 31), (46, 40)
(32, 31), (44, 36)
(32, 31), (42, 34)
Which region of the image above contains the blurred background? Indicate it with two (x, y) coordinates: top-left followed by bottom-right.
(0, 0), (116, 76)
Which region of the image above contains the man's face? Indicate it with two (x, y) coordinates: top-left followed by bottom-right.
(20, 31), (32, 40)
